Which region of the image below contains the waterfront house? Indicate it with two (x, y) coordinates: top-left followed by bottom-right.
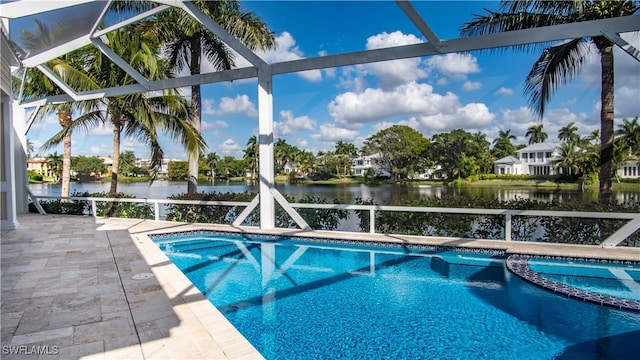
(350, 154), (391, 178)
(26, 158), (54, 178)
(494, 142), (561, 176)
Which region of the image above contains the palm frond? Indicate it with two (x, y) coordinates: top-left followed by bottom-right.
(524, 38), (591, 118)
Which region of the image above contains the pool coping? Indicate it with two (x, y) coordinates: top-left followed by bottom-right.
(506, 254), (640, 313)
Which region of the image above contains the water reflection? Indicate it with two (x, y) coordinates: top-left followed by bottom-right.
(28, 181), (639, 205)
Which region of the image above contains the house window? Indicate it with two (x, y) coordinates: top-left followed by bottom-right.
(545, 152), (552, 158)
(500, 168), (505, 174)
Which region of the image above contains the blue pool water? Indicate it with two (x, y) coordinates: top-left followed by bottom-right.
(152, 232), (640, 360)
(528, 259), (640, 301)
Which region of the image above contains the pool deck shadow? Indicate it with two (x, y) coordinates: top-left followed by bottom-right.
(1, 214), (263, 360)
(2, 214), (639, 359)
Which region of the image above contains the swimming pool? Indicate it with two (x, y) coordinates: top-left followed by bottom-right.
(152, 231), (640, 360)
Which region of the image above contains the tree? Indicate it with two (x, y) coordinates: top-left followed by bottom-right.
(274, 139), (298, 174)
(243, 136), (259, 179)
(168, 161), (189, 181)
(335, 140), (358, 156)
(71, 155), (107, 181)
(361, 125), (430, 181)
(430, 129), (492, 181)
(525, 124), (549, 144)
(73, 27), (205, 193)
(558, 122), (580, 144)
(616, 117), (640, 156)
(144, 0), (275, 193)
(19, 38), (101, 200)
(44, 152), (63, 182)
(461, 1), (639, 203)
(491, 129), (516, 159)
(215, 156), (246, 178)
(26, 139), (34, 159)
(119, 151), (137, 177)
(204, 152), (220, 180)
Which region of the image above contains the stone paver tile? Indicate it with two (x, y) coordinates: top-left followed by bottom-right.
(9, 327), (73, 347)
(73, 318), (135, 345)
(38, 340), (104, 360)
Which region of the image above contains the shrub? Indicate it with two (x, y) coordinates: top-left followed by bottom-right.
(28, 191), (88, 215)
(354, 196), (639, 246)
(87, 192), (154, 219)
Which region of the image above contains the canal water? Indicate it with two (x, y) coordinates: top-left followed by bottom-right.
(27, 180), (640, 205)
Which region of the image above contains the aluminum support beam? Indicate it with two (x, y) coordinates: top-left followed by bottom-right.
(271, 15), (639, 74)
(601, 28), (640, 62)
(0, 1), (95, 19)
(257, 66), (275, 229)
(396, 0), (442, 51)
(90, 38), (151, 88)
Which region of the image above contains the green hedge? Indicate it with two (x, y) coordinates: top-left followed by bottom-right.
(28, 191), (153, 219)
(354, 197), (640, 247)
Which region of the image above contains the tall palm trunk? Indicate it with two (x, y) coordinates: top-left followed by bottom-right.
(110, 109), (125, 194)
(187, 37), (202, 194)
(58, 110), (72, 202)
(595, 37), (615, 204)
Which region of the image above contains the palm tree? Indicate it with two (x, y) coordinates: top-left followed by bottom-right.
(81, 27), (205, 193)
(525, 124), (548, 144)
(558, 122), (580, 144)
(243, 135), (259, 179)
(461, 0), (639, 203)
(615, 117), (640, 156)
(204, 152), (220, 180)
(335, 140), (357, 156)
(491, 129), (516, 159)
(26, 139), (34, 159)
(143, 0), (275, 193)
(18, 21), (102, 200)
(44, 152), (63, 182)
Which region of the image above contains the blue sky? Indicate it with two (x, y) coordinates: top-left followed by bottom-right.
(27, 1), (640, 160)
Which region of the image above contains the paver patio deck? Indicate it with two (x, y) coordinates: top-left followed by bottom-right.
(1, 214), (263, 360)
(2, 213), (639, 359)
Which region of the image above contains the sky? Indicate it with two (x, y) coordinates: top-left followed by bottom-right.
(24, 0), (640, 161)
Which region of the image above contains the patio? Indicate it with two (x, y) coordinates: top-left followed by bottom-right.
(1, 214), (263, 359)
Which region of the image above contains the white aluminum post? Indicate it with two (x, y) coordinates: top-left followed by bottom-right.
(505, 212), (512, 241)
(258, 67), (275, 229)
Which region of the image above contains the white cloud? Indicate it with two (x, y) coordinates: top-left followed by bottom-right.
(201, 120), (228, 130)
(561, 98), (577, 107)
(274, 110), (317, 136)
(219, 95), (258, 117)
(328, 82), (459, 125)
(463, 81), (481, 91)
(203, 95), (257, 117)
(203, 99), (216, 115)
(89, 123), (112, 136)
(494, 87), (513, 96)
(409, 102), (495, 133)
(216, 138), (243, 157)
(362, 31), (426, 89)
(500, 107), (539, 139)
(310, 124), (360, 143)
(254, 32), (322, 82)
(579, 32), (640, 89)
(615, 86), (640, 118)
(426, 53), (480, 80)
